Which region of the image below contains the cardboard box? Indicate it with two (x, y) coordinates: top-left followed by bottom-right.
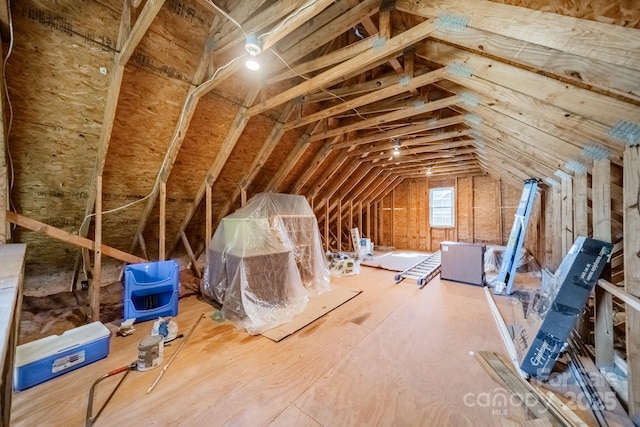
(14, 322), (111, 391)
(514, 237), (612, 380)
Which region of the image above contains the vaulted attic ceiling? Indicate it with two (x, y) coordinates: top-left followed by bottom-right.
(3, 0), (639, 291)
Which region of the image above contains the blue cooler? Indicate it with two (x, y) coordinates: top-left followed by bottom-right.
(14, 322), (111, 391)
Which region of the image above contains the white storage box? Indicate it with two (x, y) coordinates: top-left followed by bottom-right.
(14, 322), (111, 391)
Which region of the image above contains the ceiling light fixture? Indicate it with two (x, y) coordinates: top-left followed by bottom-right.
(245, 32), (263, 70)
(392, 140), (401, 156)
(426, 167), (432, 175)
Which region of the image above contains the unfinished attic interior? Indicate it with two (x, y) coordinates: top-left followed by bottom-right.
(1, 0), (640, 425)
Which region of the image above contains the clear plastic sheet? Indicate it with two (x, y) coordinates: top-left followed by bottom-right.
(485, 245), (541, 289)
(201, 193), (331, 334)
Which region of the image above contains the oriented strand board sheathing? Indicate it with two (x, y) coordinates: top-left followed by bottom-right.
(143, 90), (246, 256)
(500, 180), (522, 246)
(299, 149), (343, 197)
(5, 1), (120, 289)
(490, 0), (640, 28)
(209, 112), (276, 220)
(392, 180), (409, 249)
(278, 140), (326, 194)
(407, 179), (428, 250)
(472, 176), (500, 244)
(101, 64), (191, 249)
(248, 127), (305, 195)
(457, 177), (473, 242)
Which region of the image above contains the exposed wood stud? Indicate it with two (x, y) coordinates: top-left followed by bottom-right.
(205, 184), (212, 253)
(180, 231), (201, 279)
(90, 176), (102, 323)
(159, 182), (166, 261)
(593, 159), (614, 370)
(624, 146), (640, 420)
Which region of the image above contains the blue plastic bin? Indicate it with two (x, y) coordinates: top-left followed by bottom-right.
(124, 260), (179, 323)
(14, 322), (111, 391)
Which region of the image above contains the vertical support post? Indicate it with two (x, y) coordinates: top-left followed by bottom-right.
(573, 172), (588, 237)
(0, 30), (6, 244)
(349, 201), (353, 249)
(551, 183), (563, 270)
(497, 180), (503, 245)
(159, 182), (166, 260)
(205, 183), (212, 253)
(359, 202), (363, 237)
(561, 177), (573, 256)
(593, 159), (613, 369)
(241, 187), (247, 207)
(391, 190), (395, 247)
(324, 198), (329, 251)
(624, 146), (640, 422)
(337, 201), (342, 251)
(366, 203), (371, 239)
(90, 176), (103, 322)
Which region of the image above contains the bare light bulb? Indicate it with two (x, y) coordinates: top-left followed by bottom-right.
(245, 58), (260, 70)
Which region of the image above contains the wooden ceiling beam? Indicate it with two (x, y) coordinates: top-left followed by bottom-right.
(478, 135), (556, 179)
(247, 17), (440, 117)
(450, 101), (589, 174)
(427, 26), (639, 102)
(195, 0), (336, 97)
(268, 35), (375, 85)
(303, 70), (412, 103)
(468, 119), (576, 178)
(80, 0), (165, 239)
(168, 87), (260, 255)
(475, 143), (549, 184)
(316, 163), (376, 222)
(212, 0), (317, 59)
(396, 0), (640, 71)
(381, 154), (478, 171)
(307, 151), (350, 202)
(324, 167), (386, 224)
(313, 157), (362, 213)
(284, 67), (448, 130)
(277, 0), (380, 60)
(309, 94), (461, 142)
(348, 128), (471, 157)
(331, 115), (464, 149)
(418, 40), (638, 131)
(434, 79), (625, 166)
(368, 144), (476, 164)
(208, 0), (269, 50)
(264, 121), (322, 193)
(476, 156), (531, 188)
(369, 176), (404, 205)
(291, 140), (333, 194)
(214, 101), (297, 224)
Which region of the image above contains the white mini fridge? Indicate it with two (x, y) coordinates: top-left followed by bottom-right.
(440, 241), (486, 286)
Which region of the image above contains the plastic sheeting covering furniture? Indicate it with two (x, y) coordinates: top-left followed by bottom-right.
(201, 193), (331, 334)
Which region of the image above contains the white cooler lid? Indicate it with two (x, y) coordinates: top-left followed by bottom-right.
(15, 321), (110, 367)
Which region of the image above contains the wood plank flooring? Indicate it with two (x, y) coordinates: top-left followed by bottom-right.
(11, 266), (531, 426)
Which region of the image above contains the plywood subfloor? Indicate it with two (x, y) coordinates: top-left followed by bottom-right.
(11, 267), (532, 426)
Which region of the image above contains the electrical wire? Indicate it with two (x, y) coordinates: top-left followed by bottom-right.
(259, 0), (318, 40)
(206, 0), (247, 37)
(3, 0), (15, 215)
(269, 49), (389, 136)
(77, 52), (244, 236)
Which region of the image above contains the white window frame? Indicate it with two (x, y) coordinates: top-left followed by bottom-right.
(429, 187), (455, 228)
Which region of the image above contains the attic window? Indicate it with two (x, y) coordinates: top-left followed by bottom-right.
(429, 187), (454, 228)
